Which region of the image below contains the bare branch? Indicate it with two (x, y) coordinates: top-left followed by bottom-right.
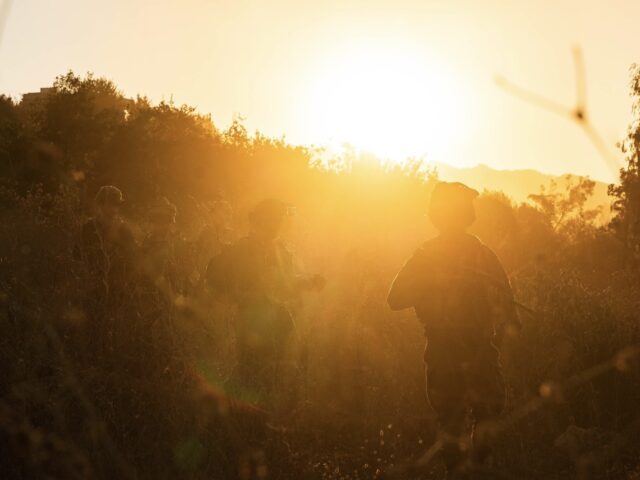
(573, 45), (587, 117)
(496, 47), (622, 178)
(0, 0), (11, 49)
(494, 74), (573, 118)
(581, 121), (621, 175)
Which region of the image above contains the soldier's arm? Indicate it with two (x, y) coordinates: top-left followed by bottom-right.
(206, 245), (235, 301)
(80, 221), (105, 275)
(278, 245), (325, 294)
(297, 274), (326, 292)
(484, 248), (521, 342)
(387, 250), (424, 311)
(119, 223), (138, 259)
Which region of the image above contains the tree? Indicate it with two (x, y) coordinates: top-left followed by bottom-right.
(0, 95), (24, 184)
(22, 71), (129, 189)
(609, 64), (640, 252)
(528, 175), (599, 234)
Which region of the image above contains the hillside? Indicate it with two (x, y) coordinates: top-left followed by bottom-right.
(434, 162), (613, 221)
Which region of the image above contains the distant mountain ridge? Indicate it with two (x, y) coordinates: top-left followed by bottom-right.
(433, 162), (613, 222)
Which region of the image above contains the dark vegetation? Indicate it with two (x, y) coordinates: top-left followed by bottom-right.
(2, 68), (640, 479)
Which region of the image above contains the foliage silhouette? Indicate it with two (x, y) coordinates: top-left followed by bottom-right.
(0, 70), (639, 479)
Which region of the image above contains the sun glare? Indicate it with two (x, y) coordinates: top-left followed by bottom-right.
(301, 42), (468, 164)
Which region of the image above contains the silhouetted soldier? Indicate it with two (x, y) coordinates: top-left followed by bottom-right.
(192, 197), (235, 364)
(196, 196), (234, 276)
(138, 196), (183, 373)
(140, 196), (180, 290)
(80, 185), (136, 355)
(81, 186), (136, 285)
(387, 182), (520, 477)
(208, 199), (324, 405)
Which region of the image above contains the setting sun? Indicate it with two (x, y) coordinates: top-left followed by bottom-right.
(300, 42), (468, 162)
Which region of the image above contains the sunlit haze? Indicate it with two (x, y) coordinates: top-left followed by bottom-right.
(298, 40), (468, 162)
(2, 0), (640, 181)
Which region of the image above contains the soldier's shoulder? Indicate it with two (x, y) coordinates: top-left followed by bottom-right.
(418, 233), (488, 260)
(404, 240), (436, 267)
(458, 233), (492, 253)
(275, 239), (292, 254)
(81, 217), (97, 232)
(226, 236), (253, 257)
(470, 235), (498, 257)
(81, 218), (99, 242)
(463, 233), (484, 245)
(276, 241), (294, 265)
(140, 232), (157, 250)
(417, 235), (447, 255)
(469, 236), (506, 271)
(116, 221), (136, 243)
(233, 236), (252, 248)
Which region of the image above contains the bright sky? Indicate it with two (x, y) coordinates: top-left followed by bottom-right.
(1, 0), (639, 182)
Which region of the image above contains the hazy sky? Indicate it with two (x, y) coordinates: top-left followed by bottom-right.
(1, 0), (639, 182)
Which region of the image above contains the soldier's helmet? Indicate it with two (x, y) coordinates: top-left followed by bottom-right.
(149, 197), (177, 225)
(95, 185), (124, 207)
(248, 198), (294, 239)
(428, 181), (479, 231)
